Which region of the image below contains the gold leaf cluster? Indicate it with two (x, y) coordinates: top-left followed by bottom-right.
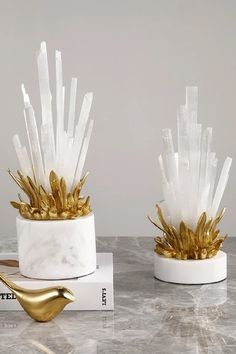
(148, 205), (226, 260)
(8, 170), (91, 220)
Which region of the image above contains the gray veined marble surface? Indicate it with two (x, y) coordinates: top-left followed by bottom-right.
(0, 237), (236, 354)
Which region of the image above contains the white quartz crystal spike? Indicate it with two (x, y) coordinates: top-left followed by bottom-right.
(12, 134), (32, 178)
(211, 157), (232, 217)
(67, 77), (78, 138)
(73, 119), (94, 187)
(24, 104), (46, 186)
(55, 50), (64, 159)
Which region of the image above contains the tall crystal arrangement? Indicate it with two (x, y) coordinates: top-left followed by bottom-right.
(9, 42), (94, 220)
(150, 87), (232, 260)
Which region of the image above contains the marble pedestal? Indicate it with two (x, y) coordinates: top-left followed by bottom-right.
(154, 251), (227, 284)
(16, 213), (96, 280)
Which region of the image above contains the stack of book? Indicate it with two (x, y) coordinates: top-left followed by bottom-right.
(0, 253), (114, 311)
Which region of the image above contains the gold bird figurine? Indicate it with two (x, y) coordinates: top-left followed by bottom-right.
(0, 273), (75, 322)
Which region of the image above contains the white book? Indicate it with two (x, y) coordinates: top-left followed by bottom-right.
(0, 253), (114, 311)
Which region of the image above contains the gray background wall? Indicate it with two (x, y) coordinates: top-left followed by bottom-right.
(0, 0), (235, 238)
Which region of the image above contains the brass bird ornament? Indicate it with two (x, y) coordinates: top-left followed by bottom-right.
(0, 272), (75, 322)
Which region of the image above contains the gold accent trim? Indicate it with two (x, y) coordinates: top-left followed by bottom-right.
(0, 260), (19, 267)
(0, 273), (75, 322)
(148, 205), (227, 260)
(8, 170), (91, 220)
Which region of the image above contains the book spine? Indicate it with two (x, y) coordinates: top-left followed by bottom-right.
(0, 281), (114, 311)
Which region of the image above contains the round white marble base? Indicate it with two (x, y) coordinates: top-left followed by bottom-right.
(154, 251), (227, 284)
(16, 213), (96, 280)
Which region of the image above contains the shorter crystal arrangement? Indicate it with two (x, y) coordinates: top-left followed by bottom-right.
(10, 42), (94, 220)
(150, 87), (232, 260)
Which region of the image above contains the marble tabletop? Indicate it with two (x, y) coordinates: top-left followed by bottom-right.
(0, 237), (235, 354)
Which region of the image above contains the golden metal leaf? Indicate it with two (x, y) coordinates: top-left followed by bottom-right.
(149, 205), (227, 260)
(9, 170), (91, 220)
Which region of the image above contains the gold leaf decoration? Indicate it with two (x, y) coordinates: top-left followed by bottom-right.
(8, 170), (91, 220)
(148, 205), (226, 260)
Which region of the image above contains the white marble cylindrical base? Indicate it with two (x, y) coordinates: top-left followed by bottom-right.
(16, 213), (96, 280)
(154, 251), (227, 284)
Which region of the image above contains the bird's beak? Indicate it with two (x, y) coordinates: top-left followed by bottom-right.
(62, 287), (75, 303)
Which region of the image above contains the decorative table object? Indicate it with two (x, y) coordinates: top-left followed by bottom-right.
(0, 272), (75, 322)
(9, 42), (96, 280)
(149, 87), (232, 284)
